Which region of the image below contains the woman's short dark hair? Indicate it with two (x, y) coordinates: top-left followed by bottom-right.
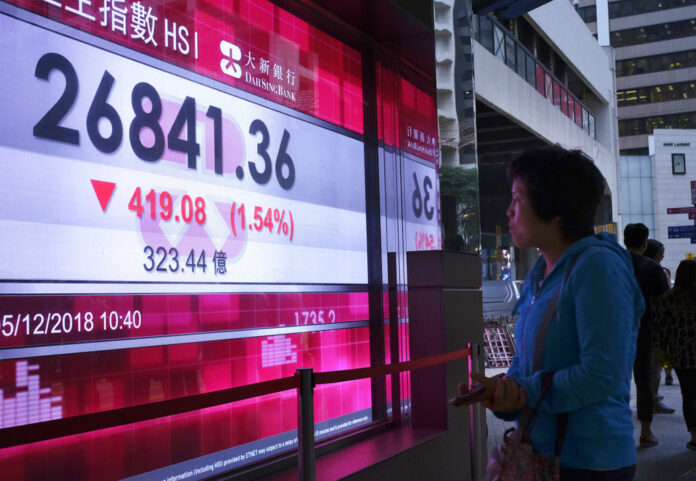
(674, 259), (696, 301)
(508, 146), (605, 241)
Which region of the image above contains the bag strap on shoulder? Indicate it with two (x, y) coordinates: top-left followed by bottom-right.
(532, 256), (579, 372)
(520, 255), (579, 453)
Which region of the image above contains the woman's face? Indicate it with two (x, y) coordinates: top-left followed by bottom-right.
(507, 180), (550, 248)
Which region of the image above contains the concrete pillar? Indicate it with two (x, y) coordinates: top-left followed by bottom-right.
(407, 250), (485, 480)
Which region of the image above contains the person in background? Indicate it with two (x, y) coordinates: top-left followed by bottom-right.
(462, 147), (644, 480)
(662, 266), (675, 386)
(643, 239), (675, 413)
(655, 260), (696, 451)
(624, 224), (672, 448)
(644, 239), (664, 264)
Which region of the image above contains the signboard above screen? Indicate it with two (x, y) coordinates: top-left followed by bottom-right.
(0, 10), (368, 292)
(4, 0), (364, 133)
(399, 78), (439, 165)
(376, 65), (438, 165)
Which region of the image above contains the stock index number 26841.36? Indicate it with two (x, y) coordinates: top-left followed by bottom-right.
(32, 52), (296, 190)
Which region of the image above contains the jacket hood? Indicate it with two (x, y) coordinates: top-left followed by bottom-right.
(525, 232), (635, 292)
(560, 232), (633, 271)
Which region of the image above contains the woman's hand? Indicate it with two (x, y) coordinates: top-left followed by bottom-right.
(470, 372), (527, 413)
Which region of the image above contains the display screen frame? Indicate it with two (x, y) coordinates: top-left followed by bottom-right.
(0, 1), (441, 479)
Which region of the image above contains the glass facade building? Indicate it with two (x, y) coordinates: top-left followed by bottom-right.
(579, 0), (696, 237)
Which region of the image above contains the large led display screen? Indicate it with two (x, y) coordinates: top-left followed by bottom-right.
(0, 1), (373, 479)
(0, 13), (367, 289)
(0, 0), (442, 479)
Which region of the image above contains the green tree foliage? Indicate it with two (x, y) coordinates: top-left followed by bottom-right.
(440, 165), (480, 251)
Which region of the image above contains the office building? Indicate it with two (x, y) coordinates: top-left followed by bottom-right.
(578, 0), (696, 233)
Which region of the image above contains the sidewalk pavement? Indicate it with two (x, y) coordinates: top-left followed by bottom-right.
(484, 367), (696, 481)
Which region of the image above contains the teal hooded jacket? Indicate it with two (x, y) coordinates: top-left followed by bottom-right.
(504, 232), (645, 470)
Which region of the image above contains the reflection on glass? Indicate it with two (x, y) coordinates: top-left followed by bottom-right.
(526, 54), (536, 87)
(506, 34), (516, 69)
(440, 166), (480, 253)
(494, 26), (505, 62)
(589, 114), (595, 139)
(479, 15), (493, 51)
(516, 45), (526, 78)
(582, 109), (589, 133)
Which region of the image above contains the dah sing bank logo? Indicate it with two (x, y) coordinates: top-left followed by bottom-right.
(219, 40), (298, 102)
(220, 40), (243, 79)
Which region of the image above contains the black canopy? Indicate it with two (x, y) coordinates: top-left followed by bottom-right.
(473, 0), (555, 19)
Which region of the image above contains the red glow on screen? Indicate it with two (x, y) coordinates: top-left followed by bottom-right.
(0, 292), (369, 349)
(376, 64), (439, 163)
(0, 328), (371, 480)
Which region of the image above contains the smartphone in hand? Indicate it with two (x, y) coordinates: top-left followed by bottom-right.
(448, 372), (505, 406)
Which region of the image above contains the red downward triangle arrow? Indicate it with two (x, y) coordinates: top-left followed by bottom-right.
(91, 179), (116, 213)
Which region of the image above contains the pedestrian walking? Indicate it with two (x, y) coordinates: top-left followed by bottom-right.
(623, 224), (671, 448)
(655, 259), (696, 451)
(644, 239), (675, 414)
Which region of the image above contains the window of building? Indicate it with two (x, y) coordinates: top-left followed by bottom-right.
(566, 68), (586, 103)
(552, 52), (567, 81)
(536, 64), (545, 97)
(589, 114), (596, 139)
(516, 44), (526, 78)
(611, 18), (696, 48)
(478, 15), (494, 52)
(578, 5), (597, 23)
(537, 36), (552, 70)
(582, 108), (589, 133)
(618, 80), (696, 107)
(526, 54), (537, 87)
(616, 50), (696, 77)
(506, 34), (517, 70)
(494, 25), (506, 63)
(580, 0), (696, 23)
(517, 17), (535, 51)
(619, 111), (696, 136)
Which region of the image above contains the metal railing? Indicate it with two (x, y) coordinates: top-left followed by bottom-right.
(0, 347), (471, 481)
